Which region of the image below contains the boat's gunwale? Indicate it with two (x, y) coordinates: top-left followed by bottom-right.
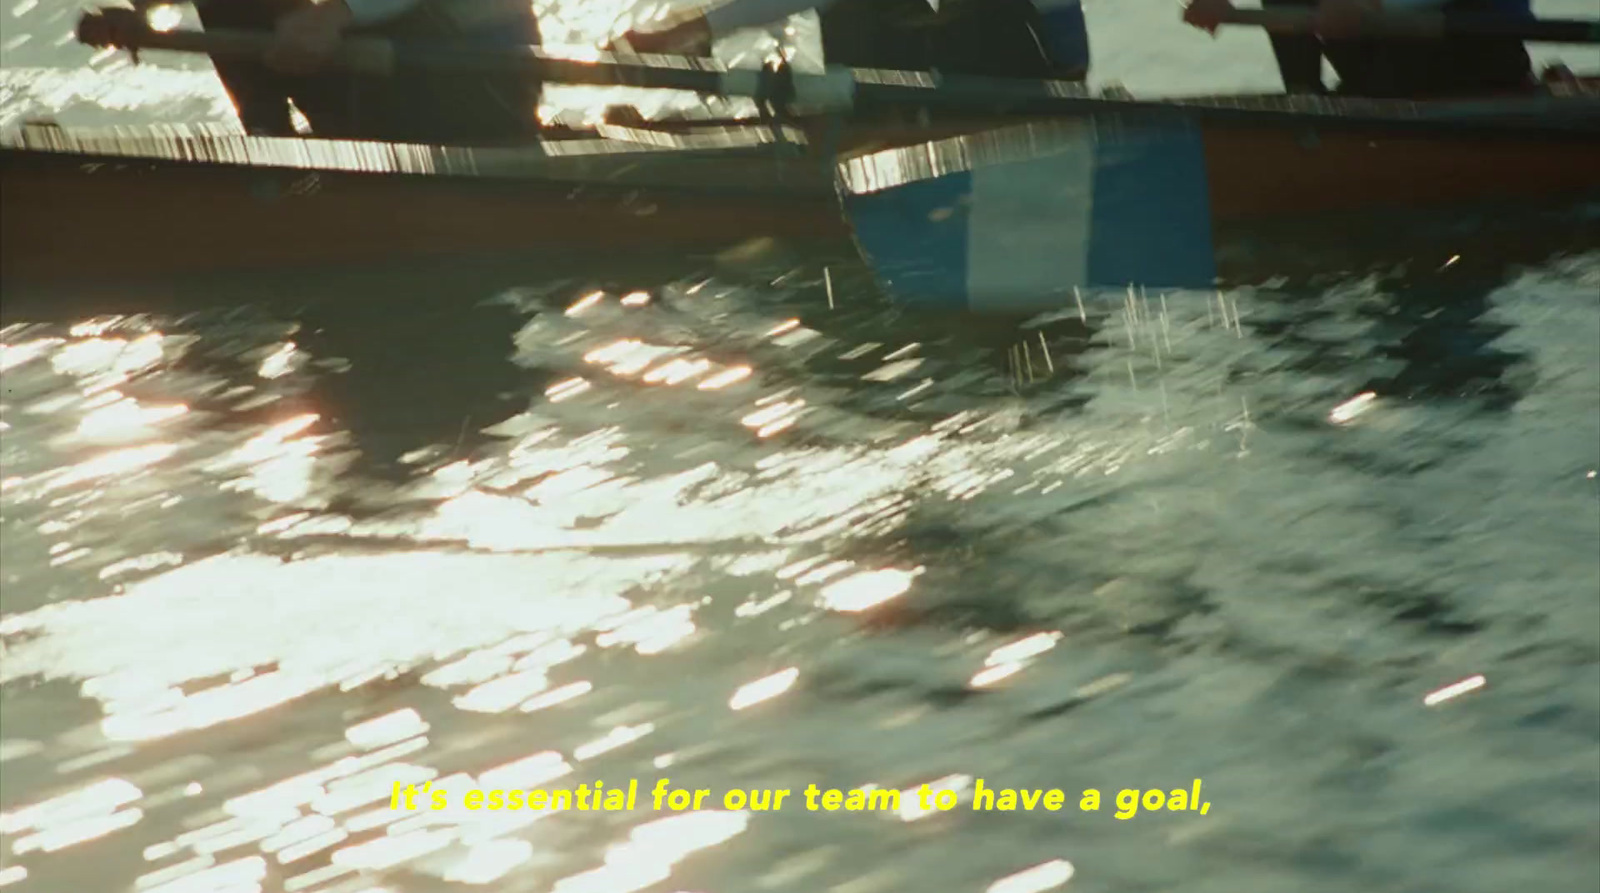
(0, 119), (842, 200)
(4, 76), (1594, 183)
(0, 151), (849, 210)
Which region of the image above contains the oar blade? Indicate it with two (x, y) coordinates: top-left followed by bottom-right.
(836, 118), (1219, 313)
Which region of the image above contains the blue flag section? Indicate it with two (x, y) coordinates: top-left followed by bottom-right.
(836, 118), (1219, 313)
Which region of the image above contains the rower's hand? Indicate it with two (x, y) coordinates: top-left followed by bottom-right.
(266, 0), (353, 74)
(610, 14), (713, 56)
(1182, 0), (1235, 35)
(1312, 0), (1378, 39)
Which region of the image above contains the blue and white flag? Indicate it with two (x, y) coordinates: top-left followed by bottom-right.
(837, 117), (1219, 312)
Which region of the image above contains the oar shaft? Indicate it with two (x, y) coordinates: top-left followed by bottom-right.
(1220, 8), (1600, 43)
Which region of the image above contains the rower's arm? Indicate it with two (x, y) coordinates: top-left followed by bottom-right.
(341, 0), (424, 26)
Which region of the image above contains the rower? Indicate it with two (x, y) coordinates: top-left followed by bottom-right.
(1183, 0), (1535, 98)
(615, 0), (1092, 82)
(191, 0), (541, 144)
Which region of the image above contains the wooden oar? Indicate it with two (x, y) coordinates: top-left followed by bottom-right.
(76, 8), (1596, 137)
(1218, 8), (1600, 43)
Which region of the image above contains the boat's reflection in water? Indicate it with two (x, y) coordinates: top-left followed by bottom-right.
(1, 204), (1597, 893)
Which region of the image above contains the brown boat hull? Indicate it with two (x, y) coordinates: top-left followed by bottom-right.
(3, 95), (1597, 300)
(0, 144), (842, 290)
(1199, 123), (1599, 220)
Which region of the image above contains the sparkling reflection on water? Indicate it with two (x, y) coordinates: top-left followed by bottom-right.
(2, 244), (1598, 892)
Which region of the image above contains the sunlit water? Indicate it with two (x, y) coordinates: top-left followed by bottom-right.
(4, 1), (1600, 892)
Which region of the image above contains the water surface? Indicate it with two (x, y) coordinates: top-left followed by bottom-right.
(3, 3), (1599, 893)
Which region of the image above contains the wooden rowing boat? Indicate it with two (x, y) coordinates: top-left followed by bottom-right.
(3, 76), (1596, 304)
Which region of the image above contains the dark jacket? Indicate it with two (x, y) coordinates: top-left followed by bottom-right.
(1328, 0), (1534, 97)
